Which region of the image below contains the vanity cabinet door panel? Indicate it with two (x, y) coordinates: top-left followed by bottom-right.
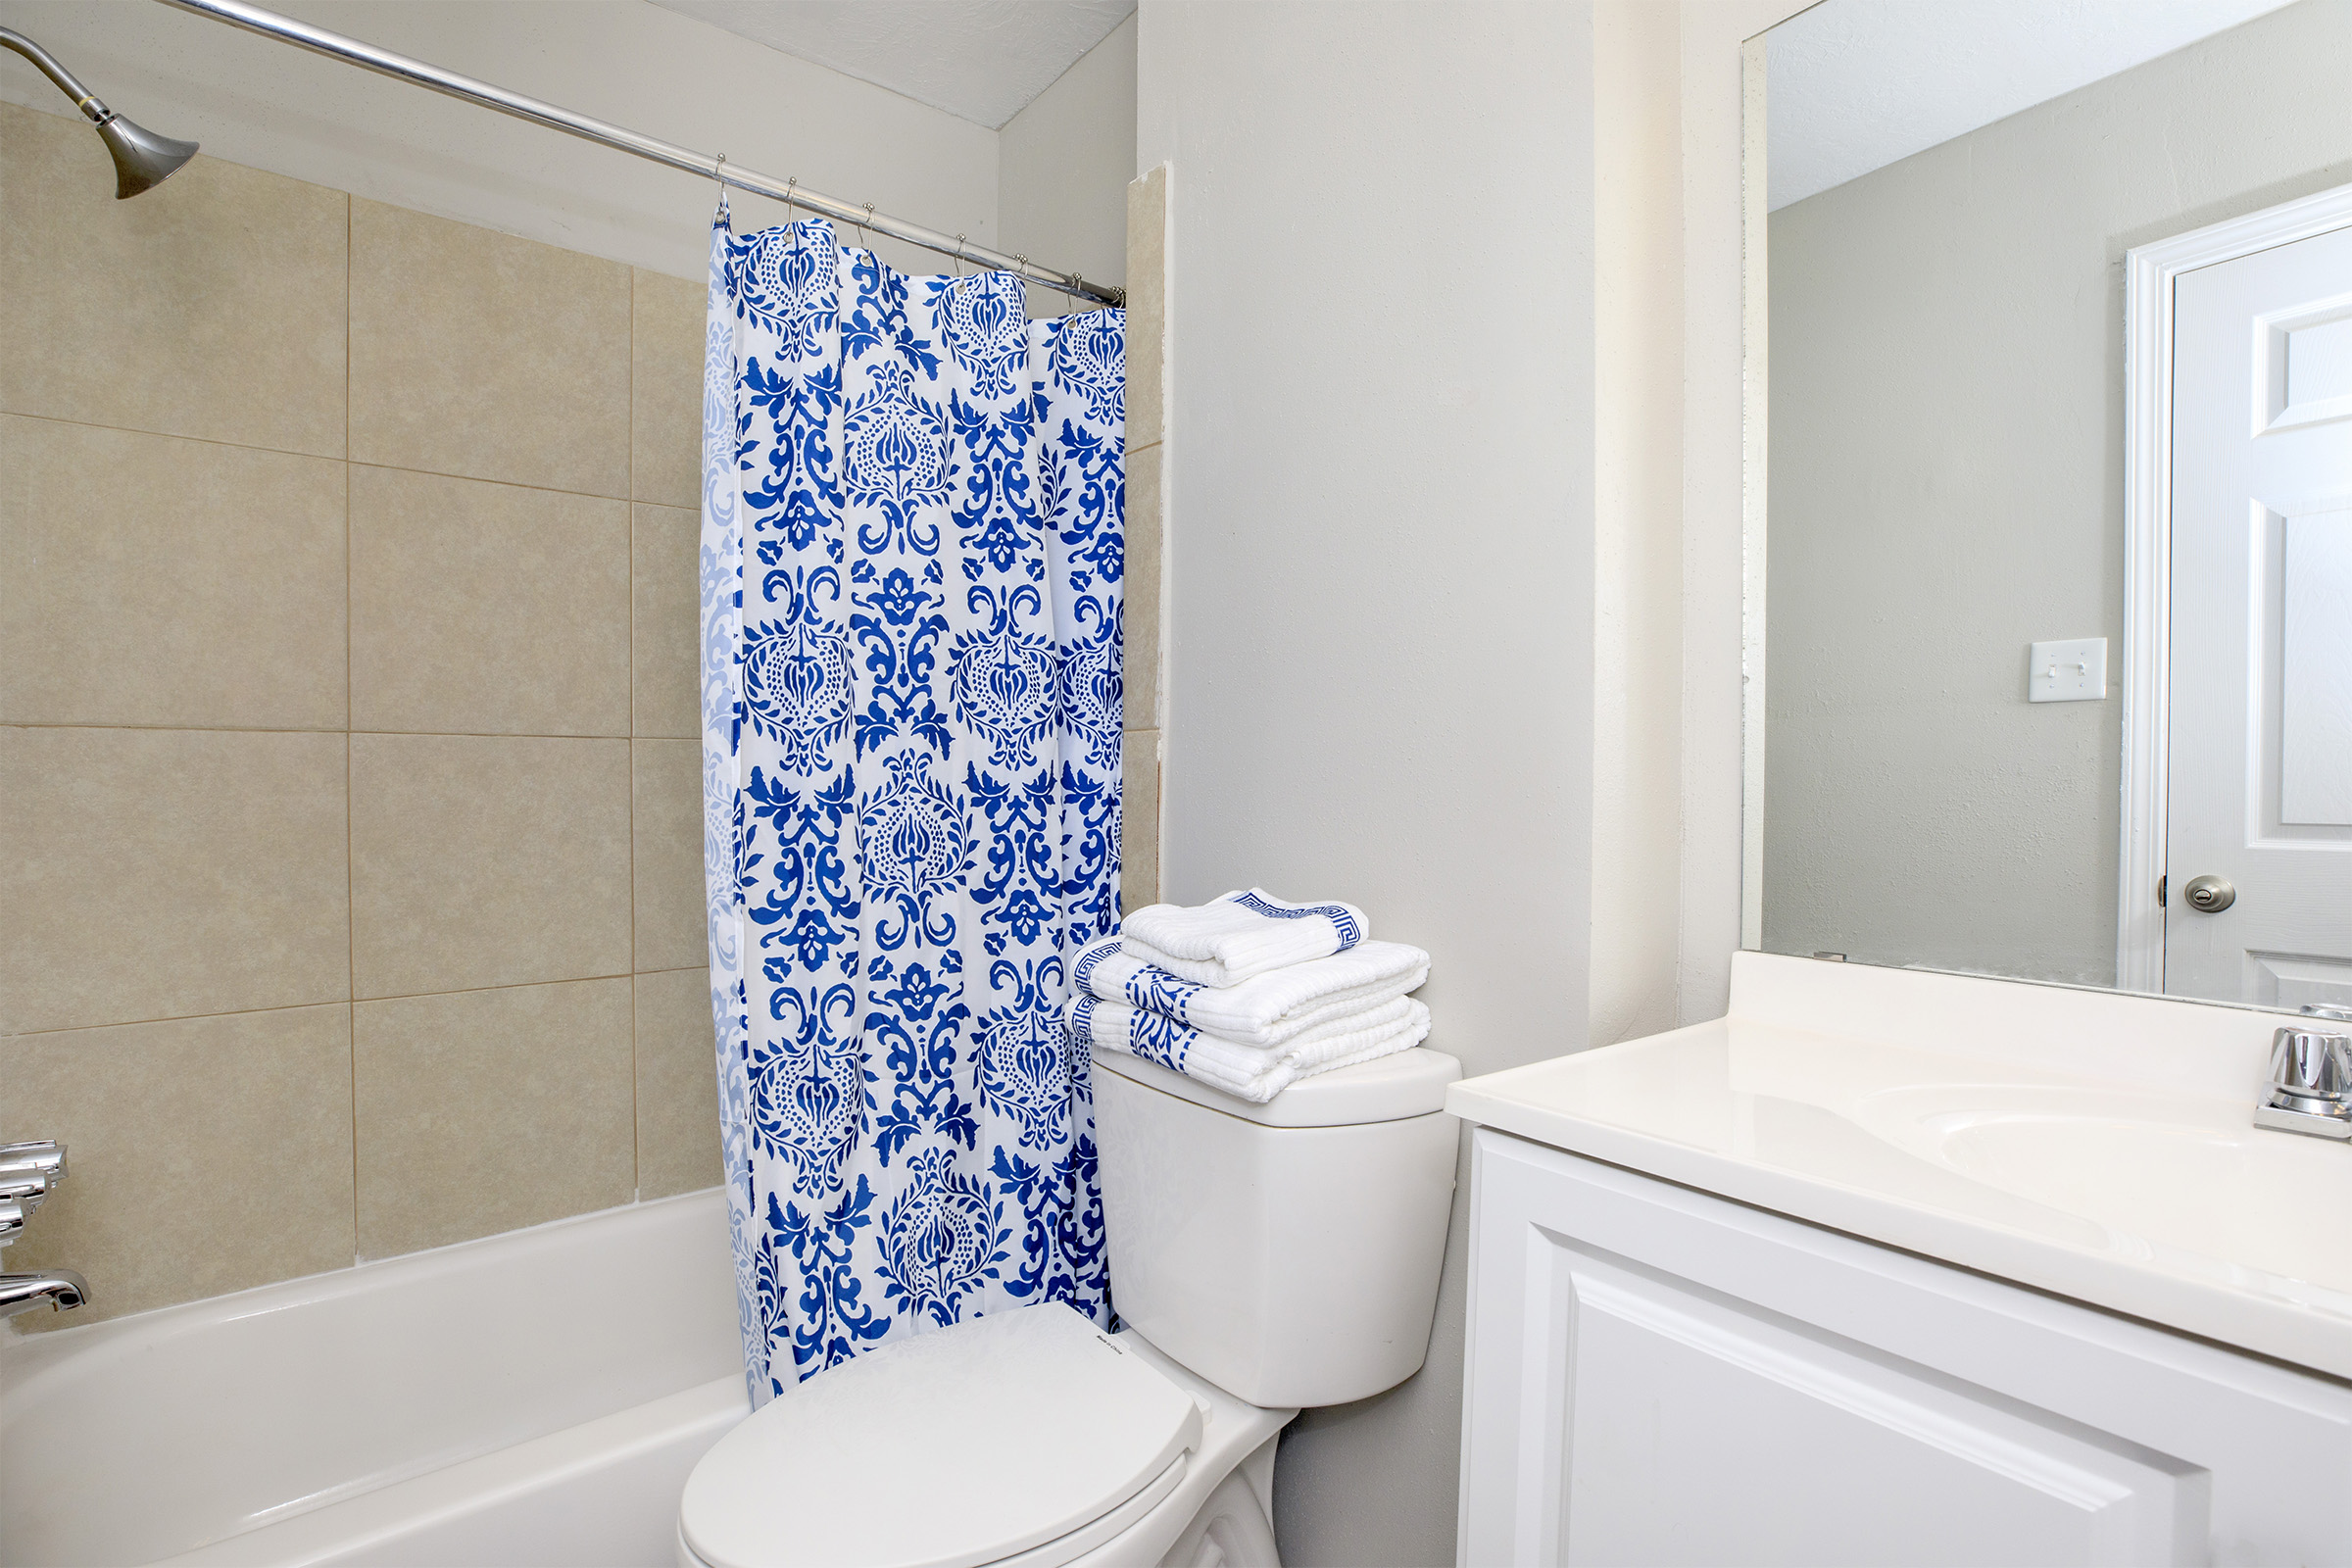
(1557, 1245), (2197, 1567)
(1457, 1130), (2352, 1568)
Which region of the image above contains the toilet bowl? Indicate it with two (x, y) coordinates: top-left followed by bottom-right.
(676, 1045), (1461, 1568)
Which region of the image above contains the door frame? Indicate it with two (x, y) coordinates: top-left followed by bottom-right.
(2116, 180), (2352, 994)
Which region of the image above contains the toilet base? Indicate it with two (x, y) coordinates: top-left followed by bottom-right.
(1135, 1463), (1283, 1568)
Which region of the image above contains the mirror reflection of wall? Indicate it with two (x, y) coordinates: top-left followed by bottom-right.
(1760, 0), (2352, 1004)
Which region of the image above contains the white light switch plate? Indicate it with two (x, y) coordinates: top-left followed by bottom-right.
(2030, 638), (2107, 702)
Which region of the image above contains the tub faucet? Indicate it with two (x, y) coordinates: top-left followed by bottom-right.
(0, 1267), (88, 1319)
(0, 1139), (88, 1318)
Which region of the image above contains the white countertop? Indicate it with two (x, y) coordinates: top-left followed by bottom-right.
(1446, 952), (2352, 1382)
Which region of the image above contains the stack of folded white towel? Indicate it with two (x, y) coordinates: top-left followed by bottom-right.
(1066, 889), (1431, 1102)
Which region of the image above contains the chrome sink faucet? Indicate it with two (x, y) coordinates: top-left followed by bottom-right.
(2254, 1008), (2352, 1141)
(0, 1140), (89, 1319)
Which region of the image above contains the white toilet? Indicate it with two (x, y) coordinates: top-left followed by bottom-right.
(675, 1044), (1461, 1568)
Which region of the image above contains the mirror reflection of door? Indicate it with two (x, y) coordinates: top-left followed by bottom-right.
(2164, 220), (2352, 1007)
(1756, 0), (2352, 1013)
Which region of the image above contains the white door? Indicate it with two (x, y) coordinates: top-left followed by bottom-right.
(2166, 224), (2352, 1007)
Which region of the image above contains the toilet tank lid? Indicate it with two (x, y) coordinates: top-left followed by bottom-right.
(1092, 1046), (1461, 1127)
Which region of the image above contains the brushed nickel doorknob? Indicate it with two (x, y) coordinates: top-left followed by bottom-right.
(2182, 874), (2236, 913)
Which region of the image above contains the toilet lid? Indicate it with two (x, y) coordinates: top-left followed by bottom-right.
(680, 1303), (1201, 1568)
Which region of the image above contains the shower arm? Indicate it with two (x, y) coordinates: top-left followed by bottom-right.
(150, 0), (1125, 308)
(1, 26), (119, 124)
(3, 27), (202, 198)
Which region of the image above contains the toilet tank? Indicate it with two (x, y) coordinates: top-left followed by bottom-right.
(1092, 1046), (1461, 1410)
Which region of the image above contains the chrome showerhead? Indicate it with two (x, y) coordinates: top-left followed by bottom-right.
(95, 114), (201, 199)
(2, 26), (200, 200)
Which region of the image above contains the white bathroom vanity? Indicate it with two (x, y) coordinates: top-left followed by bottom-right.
(1447, 954), (2352, 1567)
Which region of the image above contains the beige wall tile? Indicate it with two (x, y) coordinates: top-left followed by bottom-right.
(350, 466), (630, 737)
(1122, 728), (1160, 915)
(1125, 440), (1162, 731)
(634, 504), (700, 738)
(354, 979), (633, 1256)
(634, 739), (705, 973)
(635, 967), (722, 1199)
(350, 199), (630, 497)
(1124, 168), (1166, 450)
(0, 416), (346, 729)
(6, 1004), (355, 1328)
(1, 727), (349, 1035)
(633, 270), (705, 510)
(0, 103), (347, 457)
(350, 734), (631, 998)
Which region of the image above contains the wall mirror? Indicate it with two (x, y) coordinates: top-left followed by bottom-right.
(1746, 0), (2352, 1011)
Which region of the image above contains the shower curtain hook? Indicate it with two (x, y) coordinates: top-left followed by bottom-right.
(710, 152), (729, 223)
(952, 234), (966, 276)
(856, 201), (875, 254)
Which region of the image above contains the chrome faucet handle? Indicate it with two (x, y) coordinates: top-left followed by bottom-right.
(2301, 1004), (2352, 1023)
(2255, 1025), (2352, 1140)
(0, 1142), (67, 1218)
(0, 1194), (27, 1245)
(0, 1141), (66, 1184)
(0, 1176), (52, 1212)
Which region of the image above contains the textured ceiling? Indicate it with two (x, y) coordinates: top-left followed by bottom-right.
(648, 0), (1135, 128)
(1768, 0), (2298, 210)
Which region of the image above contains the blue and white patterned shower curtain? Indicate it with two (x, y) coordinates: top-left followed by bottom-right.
(699, 206), (1124, 1401)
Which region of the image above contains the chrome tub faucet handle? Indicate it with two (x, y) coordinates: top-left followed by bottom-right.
(0, 1141), (68, 1231)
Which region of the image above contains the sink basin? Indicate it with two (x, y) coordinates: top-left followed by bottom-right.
(1446, 952), (2352, 1380)
(1877, 1094), (2352, 1311)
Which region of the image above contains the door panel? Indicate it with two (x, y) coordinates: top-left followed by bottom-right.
(2165, 226), (2352, 1004)
(1554, 1245), (2196, 1568)
(2281, 510), (2352, 825)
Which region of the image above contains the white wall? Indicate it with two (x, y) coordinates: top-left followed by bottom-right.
(999, 12), (1134, 316)
(1762, 0), (2352, 985)
(0, 0), (998, 281)
(1137, 3), (1597, 1559)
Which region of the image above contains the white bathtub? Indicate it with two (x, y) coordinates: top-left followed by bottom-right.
(0, 1189), (749, 1567)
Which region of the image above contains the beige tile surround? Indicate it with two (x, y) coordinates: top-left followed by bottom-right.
(1, 110), (1166, 1329)
(0, 102), (719, 1327)
(1122, 168), (1168, 915)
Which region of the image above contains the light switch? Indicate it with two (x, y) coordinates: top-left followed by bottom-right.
(2029, 638), (2106, 702)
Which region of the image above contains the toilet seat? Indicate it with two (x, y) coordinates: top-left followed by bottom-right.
(678, 1304), (1202, 1568)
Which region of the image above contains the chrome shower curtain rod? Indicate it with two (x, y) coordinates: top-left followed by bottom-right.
(154, 0), (1126, 307)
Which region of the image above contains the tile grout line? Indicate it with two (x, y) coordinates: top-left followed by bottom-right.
(13, 971), (706, 1044)
(0, 721), (671, 740)
(628, 272), (642, 1205)
(347, 190), (362, 1268)
(0, 409), (656, 508)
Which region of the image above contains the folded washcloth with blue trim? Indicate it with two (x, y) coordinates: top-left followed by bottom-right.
(1072, 933), (1428, 1049)
(1067, 993), (1433, 1102)
(1119, 888), (1369, 987)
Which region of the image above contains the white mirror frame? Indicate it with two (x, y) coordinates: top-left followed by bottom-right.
(1739, 34), (1769, 954)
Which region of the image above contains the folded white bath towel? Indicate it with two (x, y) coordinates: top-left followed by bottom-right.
(1071, 933), (1427, 1048)
(1119, 889), (1369, 988)
(1069, 994), (1432, 1103)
